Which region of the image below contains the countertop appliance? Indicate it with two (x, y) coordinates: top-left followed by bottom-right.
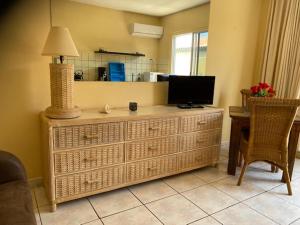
(142, 72), (164, 82)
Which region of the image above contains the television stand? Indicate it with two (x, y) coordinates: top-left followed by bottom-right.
(177, 104), (204, 109)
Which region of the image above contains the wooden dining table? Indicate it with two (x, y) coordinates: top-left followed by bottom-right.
(228, 106), (300, 182)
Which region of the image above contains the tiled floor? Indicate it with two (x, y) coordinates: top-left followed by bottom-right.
(32, 146), (300, 225)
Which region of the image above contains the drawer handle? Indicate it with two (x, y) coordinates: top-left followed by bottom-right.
(83, 135), (99, 140)
(196, 139), (205, 144)
(149, 127), (160, 131)
(85, 180), (100, 184)
(84, 157), (97, 162)
(147, 167), (158, 171)
(148, 146), (157, 151)
(197, 121), (207, 125)
(195, 156), (202, 161)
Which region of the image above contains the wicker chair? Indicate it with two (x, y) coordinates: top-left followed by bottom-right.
(240, 89), (252, 111)
(237, 97), (300, 195)
(239, 89), (278, 172)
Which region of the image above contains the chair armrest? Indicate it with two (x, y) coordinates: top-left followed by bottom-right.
(0, 150), (27, 184)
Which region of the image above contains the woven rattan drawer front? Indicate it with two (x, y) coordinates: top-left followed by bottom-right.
(54, 144), (124, 175)
(126, 117), (179, 141)
(126, 136), (178, 162)
(178, 146), (220, 171)
(180, 113), (223, 133)
(55, 165), (125, 199)
(127, 155), (177, 183)
(53, 122), (124, 150)
(180, 129), (221, 152)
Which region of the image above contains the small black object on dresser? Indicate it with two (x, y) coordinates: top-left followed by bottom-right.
(129, 102), (138, 111)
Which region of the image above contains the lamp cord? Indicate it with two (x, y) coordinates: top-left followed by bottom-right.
(49, 0), (52, 27)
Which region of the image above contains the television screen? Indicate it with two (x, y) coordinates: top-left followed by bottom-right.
(168, 75), (215, 105)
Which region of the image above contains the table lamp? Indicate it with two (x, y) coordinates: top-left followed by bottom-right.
(42, 26), (81, 119)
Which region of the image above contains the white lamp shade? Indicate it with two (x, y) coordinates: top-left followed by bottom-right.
(42, 26), (79, 57)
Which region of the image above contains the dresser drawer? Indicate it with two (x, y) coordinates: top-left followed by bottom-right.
(180, 113), (223, 133)
(177, 146), (219, 171)
(126, 117), (179, 141)
(54, 144), (124, 175)
(180, 129), (221, 152)
(126, 136), (178, 162)
(53, 122), (124, 150)
(126, 155), (177, 183)
(55, 165), (125, 200)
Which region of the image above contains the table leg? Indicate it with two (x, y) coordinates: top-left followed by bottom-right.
(228, 119), (242, 175)
(281, 124), (300, 182)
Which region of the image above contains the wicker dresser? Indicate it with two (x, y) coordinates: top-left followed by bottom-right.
(41, 105), (223, 211)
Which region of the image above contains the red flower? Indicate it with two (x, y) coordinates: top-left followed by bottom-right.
(250, 82), (275, 97)
(250, 85), (259, 94)
(259, 82), (270, 89)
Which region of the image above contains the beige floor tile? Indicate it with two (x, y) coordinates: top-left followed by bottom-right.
(83, 219), (103, 225)
(212, 176), (265, 201)
(216, 160), (228, 172)
(291, 218), (300, 225)
(89, 188), (141, 217)
(189, 216), (221, 225)
(193, 166), (229, 183)
(244, 192), (300, 225)
(34, 208), (41, 225)
(242, 167), (283, 191)
(213, 203), (276, 225)
(182, 184), (237, 214)
(146, 194), (206, 225)
(163, 173), (206, 192)
(34, 186), (50, 207)
(292, 171), (300, 180)
(269, 179), (300, 207)
(39, 198), (98, 225)
(102, 206), (161, 225)
(129, 180), (176, 203)
(293, 159), (300, 172)
(236, 162), (272, 174)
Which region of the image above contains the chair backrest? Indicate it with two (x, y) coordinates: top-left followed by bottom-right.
(247, 97), (300, 165)
(240, 89), (252, 111)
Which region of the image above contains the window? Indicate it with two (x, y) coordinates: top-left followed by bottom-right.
(172, 31), (208, 76)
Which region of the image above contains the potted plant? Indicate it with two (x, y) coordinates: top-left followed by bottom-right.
(250, 82), (275, 97)
(242, 83), (275, 111)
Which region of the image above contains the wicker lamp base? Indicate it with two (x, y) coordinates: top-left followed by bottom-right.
(46, 63), (81, 119)
(45, 106), (81, 119)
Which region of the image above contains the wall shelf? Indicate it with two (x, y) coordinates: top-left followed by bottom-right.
(94, 49), (145, 57)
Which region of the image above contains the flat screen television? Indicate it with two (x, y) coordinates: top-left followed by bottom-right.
(168, 75), (215, 108)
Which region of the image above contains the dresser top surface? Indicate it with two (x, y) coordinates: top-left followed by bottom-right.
(41, 105), (224, 126)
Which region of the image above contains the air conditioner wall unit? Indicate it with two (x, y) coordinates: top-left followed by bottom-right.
(130, 23), (163, 39)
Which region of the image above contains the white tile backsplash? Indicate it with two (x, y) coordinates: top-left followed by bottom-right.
(55, 50), (169, 81)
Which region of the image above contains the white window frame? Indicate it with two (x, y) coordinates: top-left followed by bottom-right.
(171, 30), (208, 76)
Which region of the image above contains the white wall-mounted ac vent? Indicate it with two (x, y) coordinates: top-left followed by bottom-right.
(130, 23), (163, 39)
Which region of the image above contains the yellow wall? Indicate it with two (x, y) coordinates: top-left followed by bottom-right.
(206, 0), (265, 141)
(0, 0), (167, 179)
(52, 0), (160, 60)
(0, 0), (51, 178)
(158, 4), (210, 72)
(0, 0), (267, 179)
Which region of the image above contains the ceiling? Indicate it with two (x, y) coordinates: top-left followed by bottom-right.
(70, 0), (210, 17)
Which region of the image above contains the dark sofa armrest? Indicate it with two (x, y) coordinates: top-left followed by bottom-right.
(0, 150), (27, 184)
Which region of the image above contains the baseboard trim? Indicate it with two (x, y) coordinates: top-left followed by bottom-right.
(28, 177), (43, 188)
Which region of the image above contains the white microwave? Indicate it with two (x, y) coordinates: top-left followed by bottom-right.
(142, 72), (164, 82)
